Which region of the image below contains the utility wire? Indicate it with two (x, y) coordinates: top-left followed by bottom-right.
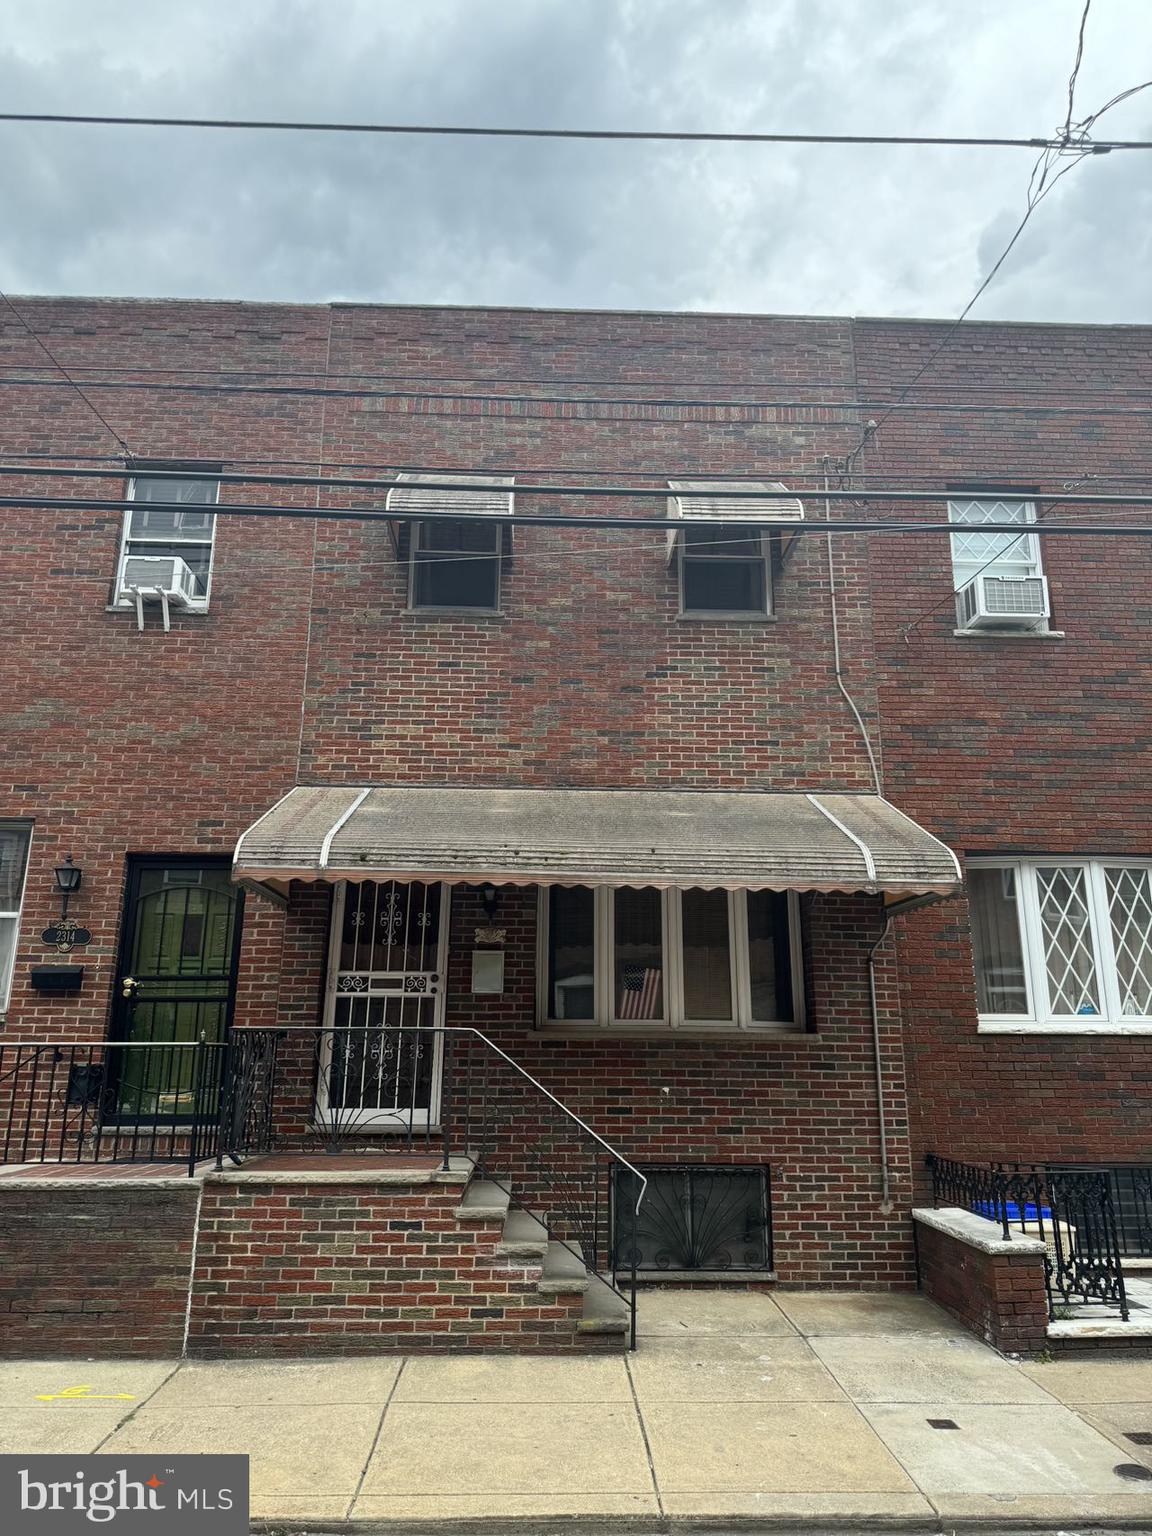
(0, 292), (133, 456)
(4, 462), (1151, 507)
(1, 372), (1149, 418)
(6, 491), (1152, 527)
(1063, 0), (1093, 141)
(2, 110), (1149, 150)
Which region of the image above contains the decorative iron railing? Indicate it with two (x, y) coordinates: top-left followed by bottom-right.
(0, 1038), (226, 1175)
(218, 1024), (647, 1347)
(610, 1164), (773, 1274)
(926, 1153), (1130, 1322)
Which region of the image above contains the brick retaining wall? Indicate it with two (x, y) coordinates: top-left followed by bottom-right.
(0, 1180), (200, 1357)
(187, 1172), (620, 1356)
(914, 1207), (1049, 1357)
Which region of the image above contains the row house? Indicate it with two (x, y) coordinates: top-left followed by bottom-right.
(0, 298), (1148, 1358)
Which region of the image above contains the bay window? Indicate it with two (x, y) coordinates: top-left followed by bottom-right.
(539, 886), (800, 1031)
(968, 858), (1152, 1031)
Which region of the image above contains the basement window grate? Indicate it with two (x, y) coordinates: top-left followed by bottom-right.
(611, 1164), (772, 1274)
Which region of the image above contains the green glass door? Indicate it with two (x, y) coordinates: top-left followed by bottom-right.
(112, 858), (243, 1119)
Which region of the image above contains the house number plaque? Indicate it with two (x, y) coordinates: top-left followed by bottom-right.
(41, 917), (92, 953)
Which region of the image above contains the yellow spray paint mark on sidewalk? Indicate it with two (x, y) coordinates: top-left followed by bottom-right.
(35, 1385), (136, 1402)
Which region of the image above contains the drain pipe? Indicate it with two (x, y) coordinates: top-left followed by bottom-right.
(867, 916), (894, 1215)
(822, 465), (890, 1207)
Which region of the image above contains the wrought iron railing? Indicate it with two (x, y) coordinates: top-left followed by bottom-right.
(0, 1038), (226, 1175)
(926, 1153), (1130, 1322)
(218, 1024), (647, 1347)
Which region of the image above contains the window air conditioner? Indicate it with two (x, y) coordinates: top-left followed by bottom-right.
(956, 573), (1050, 632)
(119, 555), (199, 606)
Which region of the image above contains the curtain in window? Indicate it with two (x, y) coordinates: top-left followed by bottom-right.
(681, 888), (732, 1020)
(968, 867), (1029, 1014)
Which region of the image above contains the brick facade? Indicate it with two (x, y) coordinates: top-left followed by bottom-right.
(913, 1211), (1049, 1357)
(1, 297), (1149, 1328)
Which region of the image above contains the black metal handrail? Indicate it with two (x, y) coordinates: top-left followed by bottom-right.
(218, 1024), (647, 1347)
(926, 1153), (1129, 1322)
(0, 1038), (226, 1176)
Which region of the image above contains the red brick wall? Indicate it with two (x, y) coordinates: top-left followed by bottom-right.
(914, 1214), (1049, 1357)
(188, 1174), (616, 1355)
(0, 1182), (199, 1357)
(856, 318), (1152, 1175)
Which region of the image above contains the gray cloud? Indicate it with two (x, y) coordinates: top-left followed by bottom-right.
(0, 0), (1148, 320)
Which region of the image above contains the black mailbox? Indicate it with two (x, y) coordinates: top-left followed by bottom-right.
(29, 966), (85, 995)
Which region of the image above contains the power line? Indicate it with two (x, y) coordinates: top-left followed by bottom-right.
(5, 463), (1152, 507)
(7, 490), (1152, 528)
(0, 293), (133, 456)
(1, 372), (1150, 418)
(2, 110), (1149, 151)
(850, 35), (1148, 463)
(3, 447), (1150, 486)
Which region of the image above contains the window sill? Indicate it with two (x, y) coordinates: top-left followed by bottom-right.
(535, 1023), (805, 1040)
(978, 1020), (1152, 1036)
(952, 628), (1064, 640)
(401, 608), (507, 621)
(676, 612), (777, 624)
(106, 602), (209, 615)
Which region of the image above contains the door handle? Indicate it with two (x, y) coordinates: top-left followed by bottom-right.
(120, 976), (139, 1000)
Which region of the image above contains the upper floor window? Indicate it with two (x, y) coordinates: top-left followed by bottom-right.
(116, 473), (220, 608)
(680, 526), (771, 616)
(540, 884), (800, 1031)
(949, 497), (1041, 588)
(968, 858), (1152, 1032)
(410, 518), (501, 611)
(0, 821), (32, 1011)
(668, 480), (802, 619)
(386, 472), (513, 614)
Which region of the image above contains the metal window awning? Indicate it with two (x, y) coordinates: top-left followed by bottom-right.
(234, 785), (960, 904)
(384, 472), (515, 555)
(666, 480), (804, 563)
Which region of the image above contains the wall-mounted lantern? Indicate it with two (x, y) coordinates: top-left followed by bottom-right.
(42, 854), (91, 955)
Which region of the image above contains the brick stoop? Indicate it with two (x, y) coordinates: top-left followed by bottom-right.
(187, 1160), (630, 1356)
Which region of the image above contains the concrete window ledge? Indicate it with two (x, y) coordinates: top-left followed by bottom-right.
(913, 1206), (1047, 1256)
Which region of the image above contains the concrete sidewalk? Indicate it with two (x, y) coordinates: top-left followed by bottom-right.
(3, 1290), (1152, 1529)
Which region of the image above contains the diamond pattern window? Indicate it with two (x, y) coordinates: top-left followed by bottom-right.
(968, 859), (1152, 1031)
(948, 497), (1041, 588)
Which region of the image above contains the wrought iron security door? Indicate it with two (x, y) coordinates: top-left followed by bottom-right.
(613, 1165), (773, 1273)
(318, 880), (447, 1130)
(111, 858), (242, 1119)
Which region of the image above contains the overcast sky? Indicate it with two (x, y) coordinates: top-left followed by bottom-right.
(1, 0), (1149, 321)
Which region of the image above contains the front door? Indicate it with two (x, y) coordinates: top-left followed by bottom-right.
(319, 880), (447, 1130)
(111, 857), (244, 1118)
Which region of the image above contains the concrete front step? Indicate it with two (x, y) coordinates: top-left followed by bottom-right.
(454, 1179), (511, 1221)
(496, 1208), (550, 1259)
(538, 1240), (592, 1295)
(579, 1281), (633, 1335)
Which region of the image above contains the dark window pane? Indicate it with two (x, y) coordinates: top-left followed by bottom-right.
(614, 888), (664, 1020)
(125, 541), (213, 595)
(548, 886), (595, 1019)
(682, 557), (765, 613)
(747, 890), (793, 1021)
(339, 881), (440, 973)
(131, 475), (218, 506)
(681, 889), (732, 1019)
(413, 521), (500, 608)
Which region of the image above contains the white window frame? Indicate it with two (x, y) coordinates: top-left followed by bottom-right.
(407, 518), (503, 614)
(0, 820), (33, 1014)
(970, 857), (1152, 1034)
(678, 527), (773, 619)
(536, 886), (804, 1033)
(113, 474), (221, 612)
(948, 496), (1042, 591)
